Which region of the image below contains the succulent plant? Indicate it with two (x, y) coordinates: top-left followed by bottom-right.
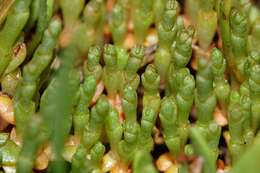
(0, 0), (260, 173)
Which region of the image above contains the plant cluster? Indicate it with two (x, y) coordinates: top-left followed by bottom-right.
(0, 0), (260, 173)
